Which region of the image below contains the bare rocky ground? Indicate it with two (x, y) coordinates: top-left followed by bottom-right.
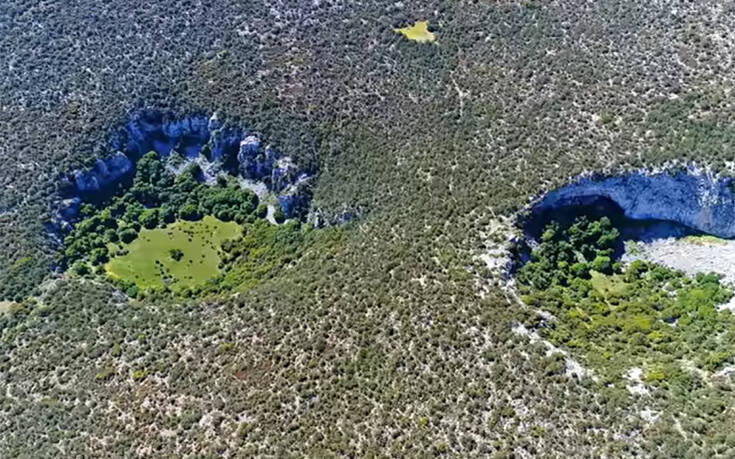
(623, 236), (735, 305)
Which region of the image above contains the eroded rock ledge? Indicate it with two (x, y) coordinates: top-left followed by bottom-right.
(527, 168), (735, 239)
(50, 110), (315, 235)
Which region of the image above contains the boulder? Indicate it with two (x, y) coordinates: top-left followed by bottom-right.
(271, 157), (299, 192)
(208, 112), (223, 132)
(237, 135), (262, 177)
(57, 197), (82, 221)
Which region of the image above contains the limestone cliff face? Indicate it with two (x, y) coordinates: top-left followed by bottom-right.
(122, 112), (211, 158)
(51, 110), (316, 234)
(534, 170), (735, 238)
(278, 173), (313, 217)
(73, 152), (134, 193)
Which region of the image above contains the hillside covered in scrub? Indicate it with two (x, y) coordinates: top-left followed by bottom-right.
(4, 0), (735, 457)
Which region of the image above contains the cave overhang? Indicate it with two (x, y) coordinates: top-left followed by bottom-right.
(524, 169), (735, 240)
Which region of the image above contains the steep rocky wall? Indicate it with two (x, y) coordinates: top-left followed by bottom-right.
(72, 152), (135, 194)
(531, 169), (735, 238)
(50, 110), (315, 234)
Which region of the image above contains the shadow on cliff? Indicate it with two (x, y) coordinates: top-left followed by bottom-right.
(524, 195), (702, 244)
(509, 169), (735, 270)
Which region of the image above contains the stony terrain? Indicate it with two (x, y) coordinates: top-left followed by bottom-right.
(624, 236), (735, 290)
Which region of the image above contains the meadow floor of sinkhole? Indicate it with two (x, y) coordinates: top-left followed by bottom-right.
(105, 215), (242, 292)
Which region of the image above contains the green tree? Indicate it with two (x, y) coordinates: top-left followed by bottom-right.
(178, 203), (200, 221)
(274, 205), (286, 224)
(592, 255), (612, 274)
(89, 247), (109, 265)
(104, 228), (119, 243)
(119, 228), (139, 244)
(256, 203), (268, 218)
(139, 208), (159, 229)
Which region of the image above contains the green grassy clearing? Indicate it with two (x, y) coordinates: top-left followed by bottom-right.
(394, 21), (436, 43)
(590, 271), (630, 297)
(105, 216), (242, 293)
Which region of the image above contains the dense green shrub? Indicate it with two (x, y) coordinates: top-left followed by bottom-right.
(518, 217), (735, 387)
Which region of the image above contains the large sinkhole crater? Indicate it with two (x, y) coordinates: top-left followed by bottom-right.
(44, 109), (351, 297)
(49, 109), (321, 238)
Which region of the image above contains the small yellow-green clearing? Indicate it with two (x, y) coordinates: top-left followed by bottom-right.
(0, 301), (17, 314)
(683, 234), (728, 245)
(105, 216), (242, 292)
(590, 271), (630, 297)
(394, 21), (436, 43)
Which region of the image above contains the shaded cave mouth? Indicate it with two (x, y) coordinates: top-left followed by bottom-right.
(516, 195), (710, 266)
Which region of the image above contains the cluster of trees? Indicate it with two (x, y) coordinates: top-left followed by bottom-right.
(63, 152), (266, 270)
(216, 219), (308, 293)
(517, 216), (620, 290)
(518, 216), (735, 387)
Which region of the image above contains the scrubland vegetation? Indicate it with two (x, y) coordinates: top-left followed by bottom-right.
(3, 0), (735, 456)
(519, 217), (735, 385)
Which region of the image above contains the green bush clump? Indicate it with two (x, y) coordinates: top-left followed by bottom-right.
(213, 219), (343, 294)
(517, 216), (619, 290)
(518, 216), (735, 386)
(169, 248), (183, 261)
